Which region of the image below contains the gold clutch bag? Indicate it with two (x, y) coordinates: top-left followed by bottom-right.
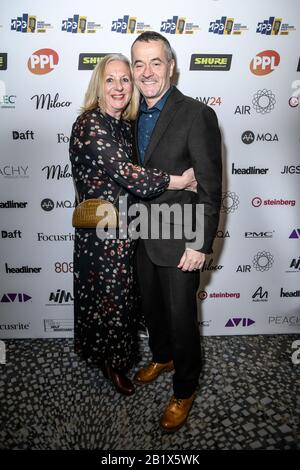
(72, 198), (118, 229)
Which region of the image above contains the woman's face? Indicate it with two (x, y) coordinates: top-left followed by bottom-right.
(103, 60), (133, 119)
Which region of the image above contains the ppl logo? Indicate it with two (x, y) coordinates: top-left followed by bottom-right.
(250, 50), (280, 76)
(28, 49), (59, 75)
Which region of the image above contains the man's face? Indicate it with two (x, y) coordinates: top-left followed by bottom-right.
(132, 40), (174, 107)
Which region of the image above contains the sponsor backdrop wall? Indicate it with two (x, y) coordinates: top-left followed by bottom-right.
(0, 0), (299, 338)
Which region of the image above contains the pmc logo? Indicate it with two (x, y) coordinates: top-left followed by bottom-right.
(250, 50), (280, 76)
(28, 49), (59, 75)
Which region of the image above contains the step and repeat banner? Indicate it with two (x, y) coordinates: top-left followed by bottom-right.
(0, 0), (299, 338)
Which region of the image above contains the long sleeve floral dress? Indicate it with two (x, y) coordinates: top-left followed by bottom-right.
(69, 109), (169, 371)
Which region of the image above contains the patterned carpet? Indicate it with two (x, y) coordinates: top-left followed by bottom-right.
(0, 334), (299, 450)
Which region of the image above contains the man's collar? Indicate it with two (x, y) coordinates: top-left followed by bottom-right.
(140, 86), (173, 113)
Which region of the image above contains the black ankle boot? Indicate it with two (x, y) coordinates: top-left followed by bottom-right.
(101, 362), (135, 396)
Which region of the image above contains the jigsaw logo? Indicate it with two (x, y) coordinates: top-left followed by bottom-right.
(28, 49), (59, 75)
(250, 50), (280, 76)
(11, 14), (52, 33)
(111, 15), (151, 34)
(256, 17), (295, 35)
(209, 17), (248, 35)
(62, 14), (102, 33)
(160, 16), (200, 34)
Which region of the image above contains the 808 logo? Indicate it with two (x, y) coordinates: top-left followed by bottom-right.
(54, 262), (73, 273)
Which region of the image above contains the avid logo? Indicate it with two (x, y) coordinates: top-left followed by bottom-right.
(1, 293), (31, 303)
(47, 289), (74, 305)
(250, 50), (280, 76)
(225, 318), (255, 327)
(161, 16), (199, 34)
(28, 49), (59, 75)
(208, 17), (248, 35)
(289, 229), (300, 239)
(30, 93), (71, 110)
(62, 14), (102, 33)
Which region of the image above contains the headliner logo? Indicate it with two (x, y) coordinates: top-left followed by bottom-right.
(250, 50), (280, 76)
(11, 14), (52, 33)
(78, 53), (108, 70)
(190, 54), (232, 71)
(161, 16), (199, 34)
(221, 191), (239, 213)
(62, 15), (102, 33)
(0, 200), (28, 209)
(209, 17), (248, 35)
(0, 53), (7, 70)
(1, 293), (31, 303)
(280, 288), (300, 298)
(253, 251), (274, 272)
(28, 49), (59, 75)
(256, 17), (295, 35)
(225, 318), (255, 327)
(232, 163), (268, 175)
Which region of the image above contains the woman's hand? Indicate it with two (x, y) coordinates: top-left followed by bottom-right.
(181, 167), (197, 192)
(167, 167), (197, 191)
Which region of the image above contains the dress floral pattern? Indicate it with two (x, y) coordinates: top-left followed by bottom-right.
(69, 109), (169, 370)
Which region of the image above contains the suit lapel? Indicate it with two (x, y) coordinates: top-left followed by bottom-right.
(143, 87), (184, 166)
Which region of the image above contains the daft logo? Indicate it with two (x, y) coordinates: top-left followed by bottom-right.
(28, 49), (59, 75)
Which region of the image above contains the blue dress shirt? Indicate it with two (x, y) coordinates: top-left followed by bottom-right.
(138, 87), (173, 163)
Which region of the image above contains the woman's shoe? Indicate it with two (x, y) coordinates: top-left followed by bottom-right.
(109, 368), (135, 396)
(101, 362), (135, 396)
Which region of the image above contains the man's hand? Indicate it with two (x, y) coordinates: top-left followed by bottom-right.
(177, 248), (205, 272)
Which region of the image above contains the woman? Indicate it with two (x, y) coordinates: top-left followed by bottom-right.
(69, 54), (195, 396)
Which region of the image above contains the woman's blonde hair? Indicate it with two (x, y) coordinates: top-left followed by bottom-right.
(80, 53), (140, 120)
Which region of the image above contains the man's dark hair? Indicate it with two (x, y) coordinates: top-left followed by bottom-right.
(131, 31), (173, 62)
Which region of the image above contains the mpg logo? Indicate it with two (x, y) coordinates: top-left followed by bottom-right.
(28, 49), (59, 75)
(250, 50), (280, 76)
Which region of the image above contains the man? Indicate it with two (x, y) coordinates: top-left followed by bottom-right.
(131, 31), (222, 432)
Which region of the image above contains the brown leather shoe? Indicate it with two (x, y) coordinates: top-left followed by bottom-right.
(160, 394), (196, 432)
(134, 360), (174, 385)
(101, 363), (135, 396)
